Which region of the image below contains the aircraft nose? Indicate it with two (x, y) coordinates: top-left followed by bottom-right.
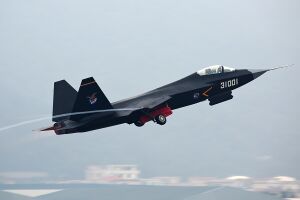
(249, 69), (268, 79)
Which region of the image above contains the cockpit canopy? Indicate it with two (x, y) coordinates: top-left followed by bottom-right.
(197, 65), (235, 76)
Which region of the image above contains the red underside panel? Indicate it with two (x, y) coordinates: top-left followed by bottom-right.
(139, 106), (173, 124)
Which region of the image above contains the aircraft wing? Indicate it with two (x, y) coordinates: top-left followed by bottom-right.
(139, 95), (172, 110)
(114, 95), (172, 117)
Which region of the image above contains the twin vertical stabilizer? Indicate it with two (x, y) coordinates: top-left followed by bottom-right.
(52, 77), (112, 122)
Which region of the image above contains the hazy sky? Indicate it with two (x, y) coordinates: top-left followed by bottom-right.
(0, 0), (299, 181)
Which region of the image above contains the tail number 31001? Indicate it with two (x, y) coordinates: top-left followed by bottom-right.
(221, 78), (238, 89)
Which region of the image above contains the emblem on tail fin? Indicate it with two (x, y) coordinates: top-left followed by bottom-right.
(87, 93), (97, 105)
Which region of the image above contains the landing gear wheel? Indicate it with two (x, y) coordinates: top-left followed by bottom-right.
(155, 114), (167, 125)
(134, 121), (144, 127)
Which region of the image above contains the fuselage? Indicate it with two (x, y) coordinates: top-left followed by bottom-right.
(71, 67), (265, 133)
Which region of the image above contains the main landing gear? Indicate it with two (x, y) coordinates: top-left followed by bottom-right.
(134, 114), (167, 127)
(155, 114), (167, 125)
(134, 106), (172, 127)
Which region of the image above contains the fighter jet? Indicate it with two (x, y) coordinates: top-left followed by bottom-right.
(41, 65), (287, 135)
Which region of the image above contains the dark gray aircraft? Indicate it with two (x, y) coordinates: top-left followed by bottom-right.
(41, 65), (287, 135)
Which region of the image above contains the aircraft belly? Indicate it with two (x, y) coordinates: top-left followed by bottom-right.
(77, 116), (127, 132)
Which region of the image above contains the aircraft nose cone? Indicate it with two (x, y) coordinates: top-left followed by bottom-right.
(250, 69), (268, 79)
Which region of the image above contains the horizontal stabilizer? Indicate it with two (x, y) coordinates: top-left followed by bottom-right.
(39, 126), (56, 132)
(38, 120), (84, 135)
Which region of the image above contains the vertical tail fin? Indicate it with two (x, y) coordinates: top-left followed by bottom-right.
(70, 77), (113, 121)
(53, 80), (77, 122)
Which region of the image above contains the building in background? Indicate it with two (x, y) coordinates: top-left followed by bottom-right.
(85, 165), (140, 184)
